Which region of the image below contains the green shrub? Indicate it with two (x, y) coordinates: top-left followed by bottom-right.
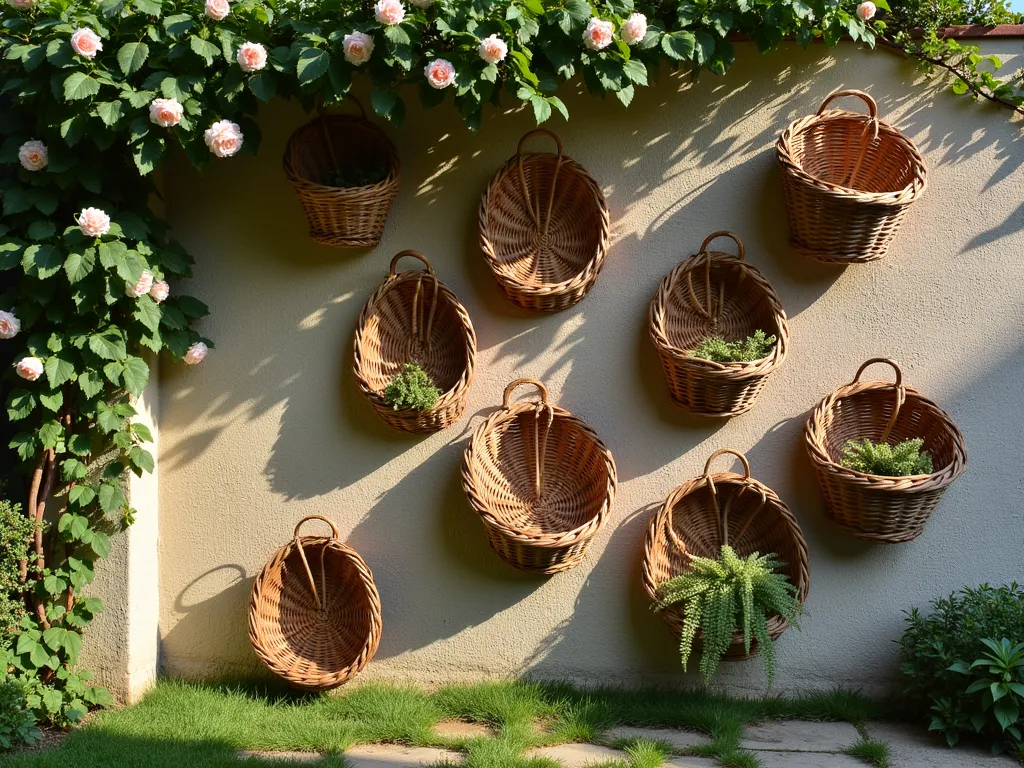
(691, 330), (776, 363)
(0, 679), (41, 751)
(899, 584), (1024, 753)
(654, 545), (802, 684)
(383, 364), (441, 412)
(840, 438), (933, 477)
(0, 498), (34, 644)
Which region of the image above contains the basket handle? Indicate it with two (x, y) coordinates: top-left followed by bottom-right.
(850, 357), (906, 443)
(815, 89), (880, 190)
(502, 379), (553, 499)
(685, 232), (745, 320)
(815, 89), (878, 119)
(292, 515), (338, 613)
(516, 129), (564, 237)
(388, 251), (438, 351)
(389, 250), (435, 276)
(317, 94), (368, 121)
(502, 378), (549, 409)
(703, 447), (751, 479)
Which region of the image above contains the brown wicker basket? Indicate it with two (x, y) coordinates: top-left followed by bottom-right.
(461, 379), (617, 574)
(479, 129), (610, 312)
(649, 232), (789, 417)
(249, 516), (382, 690)
(283, 98), (400, 248)
(354, 250), (477, 433)
(642, 449), (810, 661)
(805, 358), (967, 544)
(776, 89), (927, 264)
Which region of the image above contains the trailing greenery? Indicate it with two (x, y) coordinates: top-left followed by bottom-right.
(900, 584), (1024, 754)
(0, 679), (41, 751)
(691, 330), (775, 363)
(1, 497), (36, 643)
(839, 438), (933, 477)
(383, 362), (441, 411)
(654, 545), (802, 685)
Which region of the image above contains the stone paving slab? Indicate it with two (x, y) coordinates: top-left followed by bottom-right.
(740, 721), (860, 752)
(345, 745), (462, 767)
(600, 725), (711, 750)
(751, 752), (865, 767)
(868, 722), (1020, 767)
(661, 757), (720, 767)
(527, 744), (628, 766)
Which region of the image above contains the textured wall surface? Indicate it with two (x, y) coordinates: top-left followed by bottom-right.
(155, 41), (1024, 694)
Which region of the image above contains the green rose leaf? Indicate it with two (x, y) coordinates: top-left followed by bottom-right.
(63, 72), (101, 101)
(117, 42), (150, 75)
(296, 48), (330, 84)
(121, 355), (150, 396)
(65, 249), (97, 283)
(661, 30), (695, 60)
(98, 482), (126, 514)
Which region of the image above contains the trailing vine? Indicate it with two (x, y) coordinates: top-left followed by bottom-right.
(0, 0), (1019, 742)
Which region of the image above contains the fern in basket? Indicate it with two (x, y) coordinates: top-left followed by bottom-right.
(655, 545), (802, 684)
(840, 438), (933, 477)
(691, 329), (776, 363)
(383, 363), (441, 411)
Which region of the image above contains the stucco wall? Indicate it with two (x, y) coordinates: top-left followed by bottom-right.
(155, 41), (1024, 694)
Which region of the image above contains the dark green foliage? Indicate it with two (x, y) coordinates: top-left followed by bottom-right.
(0, 679), (41, 750)
(0, 497), (34, 643)
(840, 438), (933, 477)
(691, 330), (776, 363)
(321, 160), (389, 189)
(383, 364), (440, 412)
(654, 546), (802, 685)
(843, 737), (890, 767)
(885, 0), (1020, 31)
(900, 584), (1024, 753)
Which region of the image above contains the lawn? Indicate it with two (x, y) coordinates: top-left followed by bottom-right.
(0, 679), (894, 768)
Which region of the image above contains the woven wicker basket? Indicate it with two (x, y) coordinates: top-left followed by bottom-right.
(649, 232), (789, 417)
(249, 516), (382, 690)
(354, 251), (477, 433)
(805, 358), (967, 544)
(462, 379), (617, 574)
(479, 129), (610, 312)
(642, 449), (810, 661)
(776, 89), (927, 264)
(283, 98), (400, 248)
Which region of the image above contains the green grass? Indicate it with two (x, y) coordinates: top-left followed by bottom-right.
(842, 736), (891, 767)
(0, 679), (896, 768)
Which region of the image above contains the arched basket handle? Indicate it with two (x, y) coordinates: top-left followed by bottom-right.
(292, 515), (338, 613)
(850, 357), (906, 443)
(389, 250), (435, 277)
(703, 448), (751, 479)
(816, 89), (878, 119)
(502, 378), (549, 409)
(516, 128), (564, 160)
(851, 357), (902, 387)
(317, 94), (368, 121)
(686, 232), (746, 320)
(699, 231), (745, 262)
(293, 514), (339, 540)
(516, 130), (564, 236)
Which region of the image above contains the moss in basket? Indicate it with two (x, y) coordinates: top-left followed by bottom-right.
(321, 159), (389, 189)
(691, 330), (776, 363)
(655, 545), (803, 684)
(839, 438), (933, 477)
(383, 363), (441, 412)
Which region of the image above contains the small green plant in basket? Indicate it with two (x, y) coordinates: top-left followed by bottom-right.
(840, 438), (933, 476)
(691, 330), (776, 363)
(655, 545), (803, 684)
(321, 160), (389, 189)
(383, 363), (441, 412)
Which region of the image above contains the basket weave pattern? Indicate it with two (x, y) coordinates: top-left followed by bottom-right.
(776, 90), (927, 263)
(805, 358), (967, 543)
(283, 100), (400, 248)
(649, 232), (789, 417)
(479, 130), (610, 312)
(249, 516), (382, 690)
(354, 251), (477, 433)
(642, 449), (810, 660)
(462, 379), (617, 574)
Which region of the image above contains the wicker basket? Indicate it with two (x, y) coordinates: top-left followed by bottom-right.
(649, 232), (789, 417)
(805, 358), (967, 543)
(462, 379), (617, 574)
(642, 449), (810, 661)
(283, 98), (400, 248)
(776, 89), (927, 264)
(249, 516), (382, 690)
(354, 250), (477, 433)
(479, 129), (610, 312)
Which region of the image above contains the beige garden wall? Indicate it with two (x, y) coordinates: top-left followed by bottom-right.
(155, 40), (1024, 694)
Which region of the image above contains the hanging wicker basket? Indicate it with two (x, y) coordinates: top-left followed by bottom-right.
(354, 250), (477, 433)
(776, 89), (927, 264)
(642, 449), (810, 661)
(283, 97), (400, 248)
(649, 232), (789, 417)
(479, 129), (610, 312)
(249, 516), (382, 690)
(462, 379), (617, 574)
(805, 358), (967, 543)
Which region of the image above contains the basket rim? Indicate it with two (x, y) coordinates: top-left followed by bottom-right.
(776, 108), (928, 204)
(283, 113), (401, 193)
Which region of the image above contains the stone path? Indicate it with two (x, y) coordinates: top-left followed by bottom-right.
(239, 719), (1023, 766)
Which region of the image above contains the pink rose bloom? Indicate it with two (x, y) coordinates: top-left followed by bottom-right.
(7, 0), (37, 9)
(204, 119), (243, 158)
(127, 269), (154, 299)
(374, 0), (405, 25)
(18, 140), (47, 172)
(583, 18), (614, 50)
(16, 357), (43, 382)
(343, 31), (374, 65)
(857, 1), (876, 20)
(478, 34), (508, 65)
(184, 342), (208, 365)
(205, 0), (229, 20)
(237, 41), (267, 73)
(149, 280), (170, 304)
(149, 98), (184, 128)
(620, 13), (647, 45)
(78, 207), (111, 238)
(424, 58), (455, 90)
(0, 309), (21, 340)
(409, 0), (432, 7)
(70, 27), (103, 59)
